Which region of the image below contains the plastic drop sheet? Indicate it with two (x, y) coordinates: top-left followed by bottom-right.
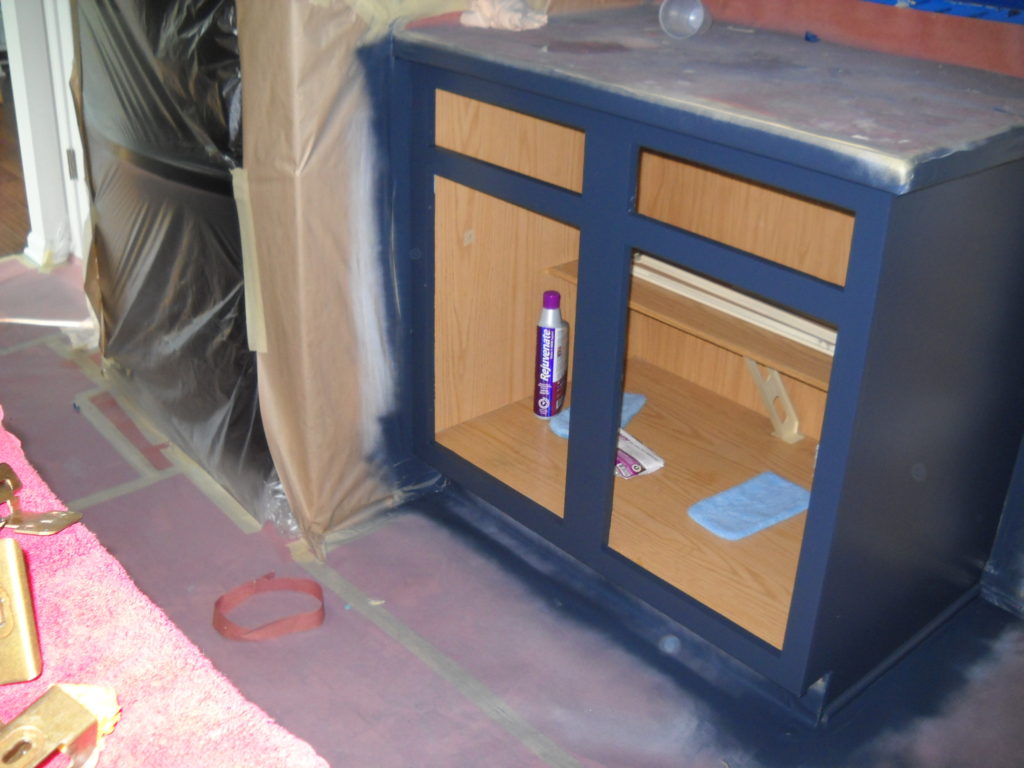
(77, 0), (290, 529)
(234, 0), (444, 551)
(77, 0), (645, 544)
(233, 0), (646, 548)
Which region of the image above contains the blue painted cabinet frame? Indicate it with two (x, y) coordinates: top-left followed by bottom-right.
(390, 39), (1024, 716)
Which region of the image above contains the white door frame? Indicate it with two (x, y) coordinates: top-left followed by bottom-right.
(3, 0), (90, 267)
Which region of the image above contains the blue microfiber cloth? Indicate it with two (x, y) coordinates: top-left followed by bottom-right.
(687, 472), (810, 540)
(549, 392), (647, 438)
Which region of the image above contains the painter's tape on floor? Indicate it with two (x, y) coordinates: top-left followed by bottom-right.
(297, 556), (584, 768)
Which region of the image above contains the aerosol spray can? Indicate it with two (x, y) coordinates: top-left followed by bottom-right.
(534, 290), (568, 419)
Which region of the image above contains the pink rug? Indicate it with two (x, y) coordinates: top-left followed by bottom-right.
(0, 404), (329, 768)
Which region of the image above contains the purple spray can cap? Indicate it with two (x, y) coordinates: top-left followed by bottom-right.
(543, 290), (561, 309)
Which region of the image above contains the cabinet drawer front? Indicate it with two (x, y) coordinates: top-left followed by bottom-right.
(637, 151), (854, 286)
(435, 90), (585, 192)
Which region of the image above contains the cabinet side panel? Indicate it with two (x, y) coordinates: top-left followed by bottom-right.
(435, 90), (585, 192)
(808, 160), (1024, 699)
(628, 313), (827, 441)
(984, 435), (1024, 614)
(435, 178), (579, 431)
(637, 151), (854, 286)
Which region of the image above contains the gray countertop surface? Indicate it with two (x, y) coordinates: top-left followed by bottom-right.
(397, 6), (1024, 192)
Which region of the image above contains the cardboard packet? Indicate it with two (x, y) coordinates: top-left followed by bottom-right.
(614, 429), (665, 479)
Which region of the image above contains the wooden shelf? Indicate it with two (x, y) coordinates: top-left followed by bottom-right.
(550, 260), (832, 390)
(436, 356), (813, 648)
(436, 397), (569, 518)
(610, 359), (815, 649)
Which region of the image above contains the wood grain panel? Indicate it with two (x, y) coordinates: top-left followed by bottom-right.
(628, 313), (827, 442)
(436, 90), (585, 192)
(637, 151), (854, 286)
(437, 396), (569, 518)
(436, 355), (813, 646)
(435, 178), (579, 432)
(610, 359), (815, 648)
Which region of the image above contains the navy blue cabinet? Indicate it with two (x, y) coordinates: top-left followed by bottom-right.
(392, 8), (1024, 715)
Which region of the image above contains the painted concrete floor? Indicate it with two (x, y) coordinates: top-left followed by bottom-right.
(2, 254), (1023, 767)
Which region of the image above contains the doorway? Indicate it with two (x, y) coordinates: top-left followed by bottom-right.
(1, 0), (91, 267)
(0, 27), (30, 258)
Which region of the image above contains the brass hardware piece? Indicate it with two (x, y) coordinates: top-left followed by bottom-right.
(0, 684), (120, 768)
(0, 538), (41, 684)
(0, 464), (82, 536)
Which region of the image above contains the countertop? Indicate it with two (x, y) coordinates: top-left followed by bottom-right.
(396, 6), (1024, 193)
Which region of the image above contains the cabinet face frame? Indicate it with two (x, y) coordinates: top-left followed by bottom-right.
(393, 55), (907, 701)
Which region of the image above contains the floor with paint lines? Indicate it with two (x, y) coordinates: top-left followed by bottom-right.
(2, 253), (1024, 767)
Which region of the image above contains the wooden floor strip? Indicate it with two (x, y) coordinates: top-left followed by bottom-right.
(0, 75), (29, 257)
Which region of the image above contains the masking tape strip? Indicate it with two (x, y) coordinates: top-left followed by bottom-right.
(33, 341), (260, 534)
(231, 168), (268, 354)
(0, 334), (63, 358)
(72, 394), (169, 480)
(88, 392), (172, 471)
(66, 473), (173, 512)
(44, 337), (107, 390)
(297, 557), (583, 768)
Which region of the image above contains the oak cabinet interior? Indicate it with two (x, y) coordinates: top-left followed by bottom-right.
(432, 93), (840, 650)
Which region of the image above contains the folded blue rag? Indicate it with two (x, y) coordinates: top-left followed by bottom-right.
(687, 472), (810, 540)
(549, 393), (647, 439)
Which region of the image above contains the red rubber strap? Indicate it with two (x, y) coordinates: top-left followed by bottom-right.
(213, 572), (325, 641)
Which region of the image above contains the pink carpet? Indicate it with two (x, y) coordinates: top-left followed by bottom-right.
(0, 404), (329, 768)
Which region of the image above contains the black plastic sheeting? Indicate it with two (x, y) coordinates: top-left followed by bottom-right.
(78, 0), (290, 528)
(80, 0), (241, 171)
